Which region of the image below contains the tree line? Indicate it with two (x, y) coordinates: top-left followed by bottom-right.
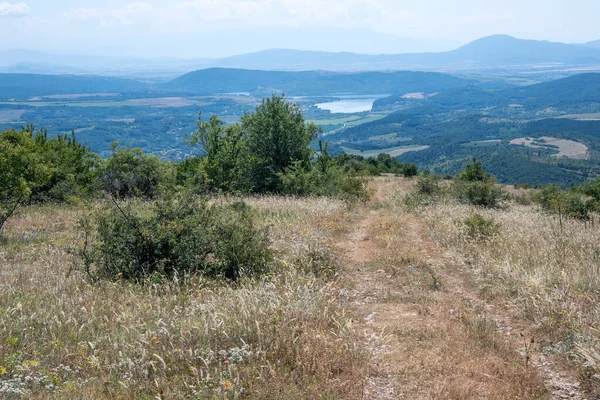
(0, 97), (349, 280)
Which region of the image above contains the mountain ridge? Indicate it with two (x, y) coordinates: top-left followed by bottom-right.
(3, 35), (600, 75)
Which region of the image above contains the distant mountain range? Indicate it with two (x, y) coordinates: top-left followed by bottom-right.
(4, 65), (600, 102)
(0, 69), (482, 99)
(2, 35), (600, 76)
(211, 35), (600, 71)
(584, 40), (600, 49)
(164, 69), (481, 96)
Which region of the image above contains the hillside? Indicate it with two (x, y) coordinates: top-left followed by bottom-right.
(2, 176), (598, 398)
(0, 69), (479, 99)
(425, 72), (600, 108)
(164, 68), (478, 96)
(584, 40), (600, 49)
(374, 72), (600, 109)
(0, 73), (152, 99)
(332, 73), (600, 185)
(448, 34), (600, 64)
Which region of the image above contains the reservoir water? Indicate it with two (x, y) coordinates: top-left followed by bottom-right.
(315, 95), (387, 114)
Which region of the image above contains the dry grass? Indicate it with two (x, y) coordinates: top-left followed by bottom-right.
(349, 180), (549, 399)
(420, 200), (600, 395)
(0, 198), (367, 399)
(3, 179), (599, 399)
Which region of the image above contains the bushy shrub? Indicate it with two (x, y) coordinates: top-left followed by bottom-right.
(458, 158), (491, 182)
(510, 189), (535, 205)
(186, 115), (249, 192)
(80, 195), (272, 281)
(280, 157), (369, 202)
(99, 144), (172, 199)
(174, 156), (209, 193)
(28, 129), (99, 203)
(536, 185), (590, 220)
(462, 213), (500, 240)
(333, 153), (418, 177)
(453, 159), (506, 208)
(416, 174), (443, 196)
(454, 180), (506, 208)
(402, 174), (445, 210)
(0, 126), (98, 233)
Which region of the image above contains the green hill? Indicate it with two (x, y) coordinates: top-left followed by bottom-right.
(0, 73), (151, 99)
(164, 68), (478, 96)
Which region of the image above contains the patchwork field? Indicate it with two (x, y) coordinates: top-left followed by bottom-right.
(341, 145), (430, 157)
(0, 109), (26, 122)
(510, 136), (590, 160)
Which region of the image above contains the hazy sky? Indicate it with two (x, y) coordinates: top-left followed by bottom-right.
(2, 0), (600, 58)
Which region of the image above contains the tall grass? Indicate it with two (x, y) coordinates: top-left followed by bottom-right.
(420, 202), (600, 392)
(0, 198), (366, 399)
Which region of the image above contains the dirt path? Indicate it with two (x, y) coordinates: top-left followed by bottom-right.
(337, 177), (585, 400)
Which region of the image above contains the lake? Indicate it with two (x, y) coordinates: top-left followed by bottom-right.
(315, 96), (384, 114)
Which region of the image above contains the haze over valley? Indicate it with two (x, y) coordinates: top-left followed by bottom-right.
(3, 34), (600, 185)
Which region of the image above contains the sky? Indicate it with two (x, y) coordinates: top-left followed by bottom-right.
(2, 0), (600, 58)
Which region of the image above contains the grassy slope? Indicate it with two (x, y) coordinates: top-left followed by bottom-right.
(1, 178), (599, 398)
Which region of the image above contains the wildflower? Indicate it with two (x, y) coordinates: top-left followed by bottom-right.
(0, 365), (6, 375)
(222, 379), (233, 391)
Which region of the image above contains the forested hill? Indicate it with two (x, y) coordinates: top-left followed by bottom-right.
(163, 68), (479, 96)
(0, 69), (480, 99)
(505, 73), (600, 105)
(0, 74), (151, 99)
(375, 72), (600, 109)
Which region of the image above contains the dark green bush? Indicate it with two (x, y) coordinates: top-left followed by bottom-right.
(416, 174), (443, 196)
(80, 195), (272, 281)
(511, 191), (534, 206)
(99, 144), (172, 199)
(458, 158), (491, 182)
(333, 153), (418, 177)
(280, 149), (369, 202)
(536, 185), (590, 220)
(454, 180), (506, 208)
(174, 156), (209, 193)
(1, 126), (98, 233)
(453, 159), (506, 208)
(403, 174), (445, 210)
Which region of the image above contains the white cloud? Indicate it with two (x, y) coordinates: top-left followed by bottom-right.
(63, 0), (387, 31)
(0, 1), (29, 16)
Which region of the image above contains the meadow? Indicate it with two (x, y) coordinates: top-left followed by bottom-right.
(2, 177), (599, 398)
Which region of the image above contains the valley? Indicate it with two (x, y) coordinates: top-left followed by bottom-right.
(2, 36), (600, 185)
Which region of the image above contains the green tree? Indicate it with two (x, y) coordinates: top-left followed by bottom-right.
(187, 113), (248, 192)
(458, 158), (491, 182)
(454, 159), (505, 208)
(29, 129), (99, 202)
(0, 129), (37, 234)
(242, 95), (320, 192)
(0, 126), (97, 233)
(99, 143), (170, 199)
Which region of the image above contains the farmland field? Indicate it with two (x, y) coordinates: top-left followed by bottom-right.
(510, 136), (590, 160)
(0, 109), (26, 122)
(341, 144), (430, 157)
